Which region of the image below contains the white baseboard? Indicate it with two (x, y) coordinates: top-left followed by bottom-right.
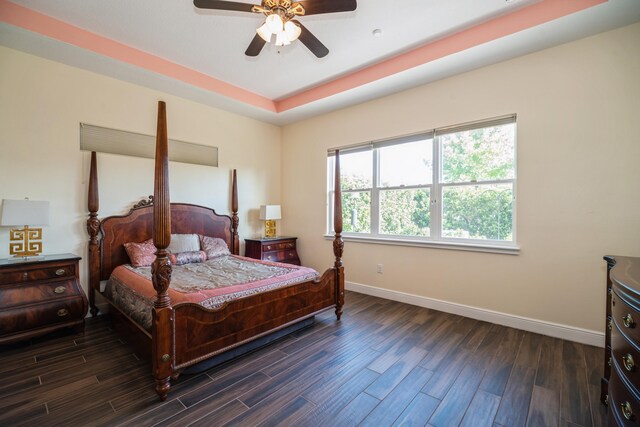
(345, 281), (604, 347)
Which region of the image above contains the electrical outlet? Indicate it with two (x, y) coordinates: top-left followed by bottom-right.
(377, 264), (383, 274)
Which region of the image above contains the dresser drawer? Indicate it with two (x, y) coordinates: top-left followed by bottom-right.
(0, 263), (75, 285)
(613, 322), (640, 396)
(0, 297), (85, 336)
(0, 279), (80, 308)
(609, 364), (640, 425)
(612, 290), (640, 345)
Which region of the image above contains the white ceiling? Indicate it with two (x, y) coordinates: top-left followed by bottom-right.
(2, 0), (640, 124)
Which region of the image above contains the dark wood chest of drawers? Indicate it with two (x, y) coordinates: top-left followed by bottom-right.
(244, 237), (300, 266)
(603, 256), (640, 425)
(0, 253), (88, 343)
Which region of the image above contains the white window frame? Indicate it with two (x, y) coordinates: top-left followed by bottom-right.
(326, 115), (519, 255)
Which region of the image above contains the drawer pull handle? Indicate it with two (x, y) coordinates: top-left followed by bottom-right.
(57, 308), (69, 317)
(624, 314), (635, 328)
(266, 245), (273, 250)
(624, 354), (635, 371)
(54, 286), (66, 294)
(621, 401), (633, 420)
(22, 272), (28, 278)
(267, 255), (273, 260)
(55, 269), (66, 276)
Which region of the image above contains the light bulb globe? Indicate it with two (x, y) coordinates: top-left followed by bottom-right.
(284, 20), (301, 42)
(266, 14), (284, 33)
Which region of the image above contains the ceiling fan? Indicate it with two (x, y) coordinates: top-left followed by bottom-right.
(194, 0), (357, 58)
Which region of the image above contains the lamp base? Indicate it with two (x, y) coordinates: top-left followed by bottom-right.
(264, 220), (277, 238)
(9, 226), (43, 258)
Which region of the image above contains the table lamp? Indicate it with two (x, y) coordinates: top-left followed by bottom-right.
(0, 199), (50, 259)
(259, 205), (281, 238)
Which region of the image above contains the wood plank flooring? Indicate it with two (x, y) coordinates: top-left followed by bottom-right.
(0, 291), (607, 426)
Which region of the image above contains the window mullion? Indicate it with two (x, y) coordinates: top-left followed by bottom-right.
(431, 135), (441, 239)
(371, 148), (380, 235)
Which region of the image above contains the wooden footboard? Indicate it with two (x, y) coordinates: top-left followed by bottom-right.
(173, 268), (338, 367)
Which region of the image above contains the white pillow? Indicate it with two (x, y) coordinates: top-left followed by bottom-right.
(167, 234), (200, 254)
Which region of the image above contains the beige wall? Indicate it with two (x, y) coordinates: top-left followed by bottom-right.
(281, 23), (640, 333)
(0, 46), (282, 299)
(1, 23), (639, 334)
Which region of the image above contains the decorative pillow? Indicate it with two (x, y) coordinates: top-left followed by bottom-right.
(167, 234), (200, 254)
(171, 250), (207, 266)
(123, 239), (156, 267)
(199, 235), (230, 259)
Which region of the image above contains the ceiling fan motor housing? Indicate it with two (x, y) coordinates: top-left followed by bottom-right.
(255, 0), (305, 19)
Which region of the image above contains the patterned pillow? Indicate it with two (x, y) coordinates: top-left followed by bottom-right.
(123, 239), (156, 267)
(199, 235), (230, 259)
(172, 250), (207, 265)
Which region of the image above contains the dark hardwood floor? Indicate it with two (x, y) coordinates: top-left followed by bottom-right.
(0, 291), (607, 426)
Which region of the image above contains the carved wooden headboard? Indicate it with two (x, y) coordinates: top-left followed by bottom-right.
(98, 202), (234, 281)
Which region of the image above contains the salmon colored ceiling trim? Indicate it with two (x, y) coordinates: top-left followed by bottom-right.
(0, 0), (606, 115)
(0, 0), (276, 112)
(275, 0), (608, 113)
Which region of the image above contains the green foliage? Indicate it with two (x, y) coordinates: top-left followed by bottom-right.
(442, 185), (513, 240)
(342, 191), (370, 233)
(442, 126), (514, 183)
(380, 189), (430, 236)
(337, 124), (515, 241)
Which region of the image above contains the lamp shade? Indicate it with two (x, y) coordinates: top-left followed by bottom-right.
(259, 205), (281, 221)
(284, 20), (301, 42)
(256, 22), (273, 42)
(0, 199), (50, 226)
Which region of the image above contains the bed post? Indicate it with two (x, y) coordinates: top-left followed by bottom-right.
(231, 169), (239, 255)
(87, 151), (101, 317)
(333, 150), (344, 320)
(151, 101), (174, 401)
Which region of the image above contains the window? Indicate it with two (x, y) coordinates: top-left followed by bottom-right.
(327, 115), (516, 249)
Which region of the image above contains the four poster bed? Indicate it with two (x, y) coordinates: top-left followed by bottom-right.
(86, 101), (344, 400)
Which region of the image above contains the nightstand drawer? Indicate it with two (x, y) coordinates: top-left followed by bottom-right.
(0, 298), (85, 336)
(0, 254), (87, 344)
(263, 250), (298, 263)
(0, 279), (79, 308)
(0, 263), (75, 285)
(262, 241), (296, 251)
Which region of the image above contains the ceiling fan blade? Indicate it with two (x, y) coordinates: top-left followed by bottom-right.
(296, 0), (356, 15)
(194, 0), (256, 13)
(295, 21), (329, 58)
(245, 34), (267, 56)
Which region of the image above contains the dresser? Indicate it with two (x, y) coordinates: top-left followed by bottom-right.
(244, 237), (300, 265)
(603, 255), (640, 425)
(0, 254), (88, 343)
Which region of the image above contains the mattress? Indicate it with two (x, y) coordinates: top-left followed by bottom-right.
(104, 254), (320, 330)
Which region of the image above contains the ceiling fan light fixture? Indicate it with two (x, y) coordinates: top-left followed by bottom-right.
(257, 23), (273, 42)
(266, 13), (284, 33)
(284, 20), (301, 42)
(275, 31), (290, 46)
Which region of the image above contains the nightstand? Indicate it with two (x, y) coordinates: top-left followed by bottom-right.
(0, 253), (88, 343)
(244, 237), (301, 266)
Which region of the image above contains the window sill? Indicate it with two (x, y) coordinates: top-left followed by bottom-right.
(323, 234), (520, 255)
